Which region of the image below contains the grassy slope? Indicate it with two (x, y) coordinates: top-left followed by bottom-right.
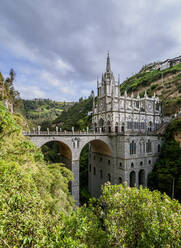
(23, 99), (74, 126)
(120, 63), (181, 115)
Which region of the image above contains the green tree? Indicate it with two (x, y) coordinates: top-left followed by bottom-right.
(58, 184), (181, 248)
(148, 117), (181, 201)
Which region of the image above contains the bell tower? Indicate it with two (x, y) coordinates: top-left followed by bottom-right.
(97, 53), (115, 112)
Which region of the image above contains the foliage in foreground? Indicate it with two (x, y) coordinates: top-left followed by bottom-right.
(59, 184), (181, 248)
(0, 104), (73, 247)
(1, 103), (181, 247)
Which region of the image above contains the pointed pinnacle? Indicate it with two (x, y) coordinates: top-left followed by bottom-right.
(106, 52), (111, 72)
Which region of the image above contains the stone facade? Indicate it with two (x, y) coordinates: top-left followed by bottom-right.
(88, 54), (164, 197)
(92, 53), (162, 134)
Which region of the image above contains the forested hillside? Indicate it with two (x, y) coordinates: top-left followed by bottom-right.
(52, 96), (93, 131)
(23, 99), (74, 127)
(120, 63), (181, 115)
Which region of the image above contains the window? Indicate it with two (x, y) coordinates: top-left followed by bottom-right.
(130, 171), (136, 187)
(120, 162), (122, 168)
(100, 157), (102, 162)
(139, 169), (145, 186)
(94, 155), (95, 160)
(146, 140), (152, 153)
(148, 160), (151, 165)
(136, 101), (139, 108)
(93, 167), (96, 175)
(100, 170), (103, 179)
(140, 161), (143, 166)
(131, 162), (134, 168)
(108, 173), (111, 181)
(119, 177), (122, 184)
(108, 160), (110, 165)
(140, 122), (145, 129)
(133, 122), (139, 129)
(89, 164), (91, 172)
(130, 141), (136, 155)
(127, 122), (133, 129)
(158, 144), (160, 152)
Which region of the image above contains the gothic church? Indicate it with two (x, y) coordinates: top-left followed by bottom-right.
(88, 54), (163, 197)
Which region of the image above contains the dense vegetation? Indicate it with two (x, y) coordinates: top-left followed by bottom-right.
(23, 99), (74, 128)
(0, 69), (24, 113)
(41, 141), (90, 205)
(52, 96), (93, 131)
(60, 184), (181, 247)
(0, 103), (73, 247)
(148, 117), (181, 201)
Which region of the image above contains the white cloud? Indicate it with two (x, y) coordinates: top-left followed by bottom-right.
(16, 84), (46, 99)
(56, 58), (75, 74)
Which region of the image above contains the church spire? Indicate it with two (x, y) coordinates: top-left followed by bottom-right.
(106, 52), (111, 72)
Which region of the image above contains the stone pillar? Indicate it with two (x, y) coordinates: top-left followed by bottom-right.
(72, 160), (79, 205)
(38, 125), (41, 135)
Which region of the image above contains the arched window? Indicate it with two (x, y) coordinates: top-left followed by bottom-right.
(93, 167), (96, 175)
(99, 118), (104, 132)
(120, 162), (122, 168)
(130, 141), (136, 155)
(131, 162), (134, 168)
(158, 144), (160, 152)
(100, 170), (103, 179)
(94, 122), (97, 132)
(108, 173), (111, 182)
(121, 122), (125, 132)
(148, 160), (151, 165)
(146, 140), (152, 153)
(115, 122), (118, 133)
(140, 161), (143, 166)
(119, 177), (122, 184)
(148, 121), (152, 132)
(139, 169), (145, 186)
(130, 171), (136, 187)
(107, 120), (111, 133)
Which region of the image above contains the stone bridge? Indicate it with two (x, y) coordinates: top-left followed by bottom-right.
(25, 131), (114, 204)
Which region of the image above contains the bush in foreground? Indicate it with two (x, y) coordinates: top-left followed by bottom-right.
(59, 184), (181, 248)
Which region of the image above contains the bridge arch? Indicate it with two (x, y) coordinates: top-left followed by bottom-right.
(40, 140), (72, 167)
(79, 139), (112, 201)
(27, 134), (112, 204)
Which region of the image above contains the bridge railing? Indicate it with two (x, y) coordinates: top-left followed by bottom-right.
(23, 129), (160, 136)
(23, 130), (106, 136)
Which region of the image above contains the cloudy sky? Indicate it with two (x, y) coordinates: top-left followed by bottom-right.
(0, 0), (181, 101)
